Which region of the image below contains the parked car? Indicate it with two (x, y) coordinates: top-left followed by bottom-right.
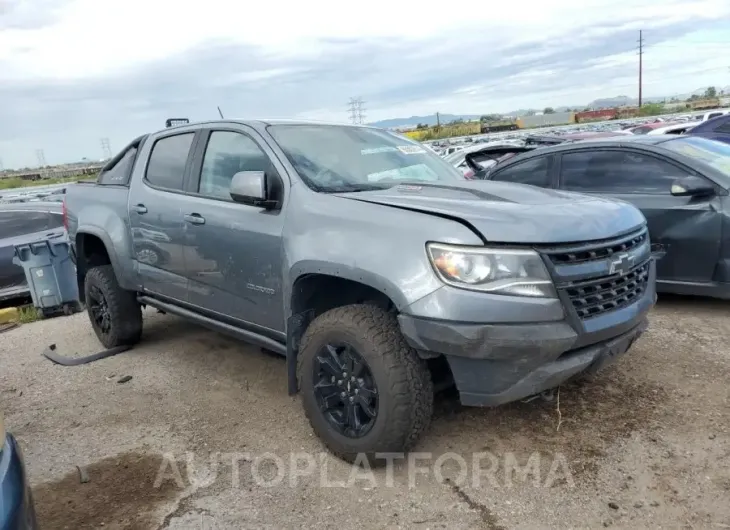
(646, 122), (697, 135)
(0, 201), (65, 302)
(0, 410), (38, 529)
(627, 122), (684, 135)
(698, 109), (730, 122)
(65, 120), (656, 462)
(443, 141), (526, 177)
(684, 114), (730, 145)
(482, 135), (730, 299)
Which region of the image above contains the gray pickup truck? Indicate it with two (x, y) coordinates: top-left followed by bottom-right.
(64, 119), (656, 462)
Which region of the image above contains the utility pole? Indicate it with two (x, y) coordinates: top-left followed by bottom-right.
(36, 149), (46, 167)
(100, 137), (112, 159)
(436, 112), (441, 129)
(638, 30), (644, 107)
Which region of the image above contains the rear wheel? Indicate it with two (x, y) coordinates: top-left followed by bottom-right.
(298, 304), (433, 464)
(84, 265), (142, 348)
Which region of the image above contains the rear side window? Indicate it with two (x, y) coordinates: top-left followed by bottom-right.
(0, 210), (52, 238)
(99, 147), (138, 185)
(145, 133), (195, 190)
(490, 156), (551, 188)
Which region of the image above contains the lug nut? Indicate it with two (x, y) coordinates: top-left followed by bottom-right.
(349, 396), (354, 402)
(355, 389), (359, 394)
(340, 392), (346, 398)
(331, 376), (335, 383)
(337, 380), (342, 386)
(351, 376), (356, 381)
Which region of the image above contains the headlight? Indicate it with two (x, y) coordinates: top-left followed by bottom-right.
(427, 243), (557, 298)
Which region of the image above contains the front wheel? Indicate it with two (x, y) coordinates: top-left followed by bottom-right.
(84, 265), (142, 349)
(298, 304), (434, 464)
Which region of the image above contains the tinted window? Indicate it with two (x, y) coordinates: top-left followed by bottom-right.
(199, 131), (274, 200)
(99, 147), (137, 185)
(561, 150), (684, 193)
(631, 126), (652, 135)
(715, 121), (730, 134)
(707, 113), (722, 120)
(490, 157), (551, 187)
(145, 133), (195, 190)
(0, 210), (51, 239)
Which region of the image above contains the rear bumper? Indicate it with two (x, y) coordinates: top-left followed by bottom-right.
(1, 434), (37, 530)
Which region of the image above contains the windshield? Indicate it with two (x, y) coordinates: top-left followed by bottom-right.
(662, 136), (730, 176)
(267, 124), (463, 192)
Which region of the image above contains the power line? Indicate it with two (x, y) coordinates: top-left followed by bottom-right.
(638, 29), (644, 107)
(100, 137), (112, 159)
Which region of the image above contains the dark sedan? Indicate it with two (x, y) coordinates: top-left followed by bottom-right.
(0, 202), (65, 303)
(1, 411), (38, 529)
(686, 114), (730, 145)
(481, 135), (730, 299)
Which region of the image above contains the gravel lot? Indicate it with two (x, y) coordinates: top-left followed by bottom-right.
(1, 296), (729, 529)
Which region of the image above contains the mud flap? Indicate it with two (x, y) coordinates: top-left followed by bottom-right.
(286, 310), (314, 395)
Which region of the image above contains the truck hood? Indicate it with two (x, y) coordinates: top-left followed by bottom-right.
(337, 181), (645, 244)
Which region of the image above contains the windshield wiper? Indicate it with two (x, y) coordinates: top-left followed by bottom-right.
(320, 183), (392, 193)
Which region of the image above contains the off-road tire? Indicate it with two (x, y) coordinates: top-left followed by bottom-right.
(298, 304), (434, 465)
(84, 265), (142, 349)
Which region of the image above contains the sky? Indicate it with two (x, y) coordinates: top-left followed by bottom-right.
(1, 0), (729, 168)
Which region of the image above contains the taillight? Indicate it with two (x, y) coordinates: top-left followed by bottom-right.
(463, 169), (475, 180)
(62, 198), (68, 231)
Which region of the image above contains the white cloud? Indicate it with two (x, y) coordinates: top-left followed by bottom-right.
(1, 0), (729, 167)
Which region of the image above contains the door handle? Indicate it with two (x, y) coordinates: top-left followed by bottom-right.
(184, 213), (206, 225)
(132, 204), (148, 214)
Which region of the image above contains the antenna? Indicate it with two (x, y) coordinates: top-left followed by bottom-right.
(217, 106), (225, 119)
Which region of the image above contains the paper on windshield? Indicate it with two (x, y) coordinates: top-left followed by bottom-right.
(396, 145), (426, 155)
(367, 164), (439, 182)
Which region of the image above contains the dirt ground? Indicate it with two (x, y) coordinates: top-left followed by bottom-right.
(1, 296), (729, 529)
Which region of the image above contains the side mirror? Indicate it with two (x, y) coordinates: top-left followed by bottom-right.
(229, 171), (277, 209)
(670, 176), (715, 197)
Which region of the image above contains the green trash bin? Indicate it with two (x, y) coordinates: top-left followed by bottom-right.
(12, 235), (80, 317)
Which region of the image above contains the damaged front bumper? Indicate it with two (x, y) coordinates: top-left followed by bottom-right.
(398, 259), (656, 407)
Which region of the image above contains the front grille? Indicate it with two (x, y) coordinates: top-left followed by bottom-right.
(544, 229), (648, 265)
(564, 261), (651, 319)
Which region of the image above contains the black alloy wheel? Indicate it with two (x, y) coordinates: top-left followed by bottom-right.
(312, 342), (378, 438)
(88, 284), (111, 334)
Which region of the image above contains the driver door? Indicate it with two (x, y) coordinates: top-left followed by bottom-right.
(180, 125), (288, 333)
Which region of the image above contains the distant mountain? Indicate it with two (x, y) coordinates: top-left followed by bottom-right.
(368, 86), (730, 129)
(368, 114), (480, 129)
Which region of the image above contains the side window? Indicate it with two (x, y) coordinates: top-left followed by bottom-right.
(145, 133), (195, 190)
(198, 131), (274, 200)
(99, 147), (138, 185)
(715, 121), (730, 134)
(491, 157), (551, 188)
(561, 150), (685, 194)
(0, 211), (51, 238)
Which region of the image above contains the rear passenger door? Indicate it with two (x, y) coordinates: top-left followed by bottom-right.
(556, 148), (722, 283)
(128, 129), (200, 301)
(180, 125), (288, 334)
(488, 154), (556, 188)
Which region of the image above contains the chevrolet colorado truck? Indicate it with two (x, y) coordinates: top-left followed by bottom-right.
(64, 120), (657, 462)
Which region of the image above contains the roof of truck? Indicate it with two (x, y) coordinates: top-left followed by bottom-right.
(161, 119), (376, 133)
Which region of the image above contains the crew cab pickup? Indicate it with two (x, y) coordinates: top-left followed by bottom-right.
(64, 120), (657, 462)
